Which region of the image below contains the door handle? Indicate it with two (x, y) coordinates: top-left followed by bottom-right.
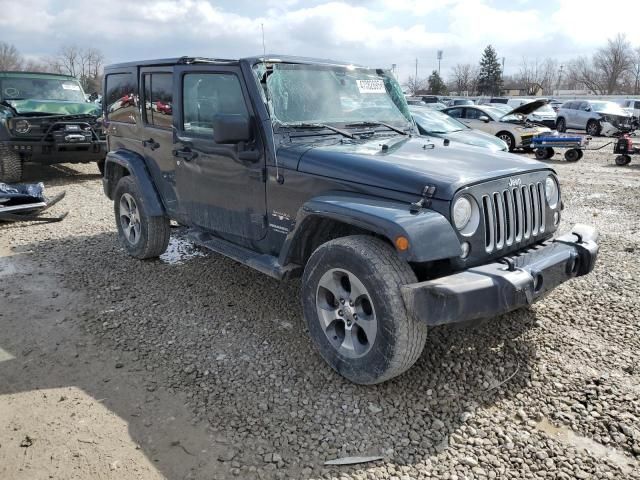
(173, 148), (198, 161)
(142, 138), (160, 150)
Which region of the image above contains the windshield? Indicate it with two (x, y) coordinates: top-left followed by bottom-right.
(0, 76), (86, 102)
(412, 108), (466, 133)
(533, 104), (554, 114)
(262, 63), (411, 127)
(590, 101), (626, 114)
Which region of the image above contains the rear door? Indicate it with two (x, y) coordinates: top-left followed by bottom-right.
(575, 101), (590, 129)
(139, 67), (179, 214)
(173, 65), (267, 241)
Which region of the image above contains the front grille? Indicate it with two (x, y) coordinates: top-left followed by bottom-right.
(481, 182), (546, 253)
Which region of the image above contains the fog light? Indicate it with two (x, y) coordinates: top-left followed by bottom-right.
(460, 241), (470, 259)
(553, 211), (560, 225)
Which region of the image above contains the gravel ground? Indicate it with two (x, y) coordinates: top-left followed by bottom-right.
(1, 136), (640, 480)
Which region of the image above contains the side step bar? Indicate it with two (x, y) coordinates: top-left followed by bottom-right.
(186, 230), (301, 280)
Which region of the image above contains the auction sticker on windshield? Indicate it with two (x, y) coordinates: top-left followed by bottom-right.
(62, 83), (81, 90)
(356, 79), (386, 94)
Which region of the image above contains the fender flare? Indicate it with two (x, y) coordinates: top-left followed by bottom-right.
(103, 149), (165, 217)
(280, 193), (462, 265)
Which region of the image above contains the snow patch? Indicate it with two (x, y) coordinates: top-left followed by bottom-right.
(160, 236), (206, 265)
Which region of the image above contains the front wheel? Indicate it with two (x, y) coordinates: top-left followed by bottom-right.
(301, 235), (427, 384)
(556, 117), (566, 133)
(535, 147), (554, 160)
(586, 119), (601, 136)
(564, 149), (581, 162)
(615, 155), (631, 166)
(0, 146), (23, 183)
(497, 132), (516, 152)
(113, 176), (170, 259)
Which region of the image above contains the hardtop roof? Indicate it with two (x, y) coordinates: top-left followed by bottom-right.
(105, 54), (367, 71)
(0, 71), (76, 79)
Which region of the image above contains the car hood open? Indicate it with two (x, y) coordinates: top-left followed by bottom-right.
(4, 99), (101, 116)
(502, 99), (549, 119)
(295, 135), (549, 200)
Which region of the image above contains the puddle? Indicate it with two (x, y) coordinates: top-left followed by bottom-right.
(159, 236), (206, 265)
(536, 418), (636, 473)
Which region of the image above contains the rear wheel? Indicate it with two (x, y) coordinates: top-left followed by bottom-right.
(535, 147), (554, 160)
(497, 132), (516, 152)
(564, 149), (581, 162)
(586, 119), (601, 136)
(301, 235), (427, 384)
(556, 117), (566, 132)
(0, 145), (23, 183)
(113, 176), (170, 259)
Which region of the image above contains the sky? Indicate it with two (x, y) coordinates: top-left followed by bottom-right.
(2, 0), (640, 81)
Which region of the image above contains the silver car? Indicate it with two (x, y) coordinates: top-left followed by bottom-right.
(556, 100), (635, 136)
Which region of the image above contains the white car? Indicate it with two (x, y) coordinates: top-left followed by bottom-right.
(442, 100), (552, 152)
(618, 99), (640, 122)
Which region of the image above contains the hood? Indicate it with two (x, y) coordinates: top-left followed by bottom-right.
(4, 99), (101, 116)
(594, 106), (633, 118)
(443, 130), (507, 152)
(293, 135), (549, 200)
(503, 99), (549, 119)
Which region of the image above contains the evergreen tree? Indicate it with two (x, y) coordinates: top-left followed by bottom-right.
(427, 70), (447, 95)
(477, 45), (503, 95)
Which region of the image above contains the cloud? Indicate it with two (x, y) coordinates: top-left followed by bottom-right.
(1, 0), (639, 82)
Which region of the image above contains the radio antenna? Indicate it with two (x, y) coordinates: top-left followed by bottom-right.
(261, 23), (267, 60)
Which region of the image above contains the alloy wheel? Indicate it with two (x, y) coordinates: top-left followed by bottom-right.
(119, 193), (141, 245)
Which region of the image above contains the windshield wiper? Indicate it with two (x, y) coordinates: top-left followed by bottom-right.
(283, 122), (354, 139)
(344, 121), (409, 135)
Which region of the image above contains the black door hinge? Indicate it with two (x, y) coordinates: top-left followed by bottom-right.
(249, 168), (267, 183)
(410, 185), (436, 213)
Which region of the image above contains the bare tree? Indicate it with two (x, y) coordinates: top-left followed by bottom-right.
(594, 33), (633, 94)
(450, 63), (475, 95)
(404, 75), (427, 96)
(0, 42), (22, 71)
(567, 56), (606, 95)
(48, 45), (106, 92)
(516, 57), (558, 95)
(629, 46), (640, 95)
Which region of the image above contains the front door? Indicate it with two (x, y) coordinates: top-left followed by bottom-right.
(139, 67), (180, 215)
(174, 66), (267, 242)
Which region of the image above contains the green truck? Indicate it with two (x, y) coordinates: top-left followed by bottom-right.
(0, 71), (106, 182)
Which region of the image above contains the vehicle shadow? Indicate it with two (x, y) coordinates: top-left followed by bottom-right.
(20, 162), (101, 186)
(1, 230), (537, 479)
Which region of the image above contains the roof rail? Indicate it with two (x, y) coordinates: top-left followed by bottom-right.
(176, 56), (237, 65)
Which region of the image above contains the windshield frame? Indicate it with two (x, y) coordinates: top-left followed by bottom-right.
(255, 62), (414, 133)
(411, 108), (468, 133)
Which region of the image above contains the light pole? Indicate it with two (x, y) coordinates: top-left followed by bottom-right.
(437, 50), (443, 76)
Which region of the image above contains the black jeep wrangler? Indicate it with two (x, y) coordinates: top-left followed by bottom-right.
(102, 56), (599, 384)
(0, 71), (106, 182)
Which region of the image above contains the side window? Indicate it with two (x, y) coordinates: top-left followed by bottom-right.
(578, 101), (588, 111)
(182, 73), (248, 137)
(635, 101), (640, 110)
(105, 73), (137, 123)
(143, 73), (173, 129)
(465, 108), (482, 120)
(563, 102), (574, 110)
(447, 107), (463, 118)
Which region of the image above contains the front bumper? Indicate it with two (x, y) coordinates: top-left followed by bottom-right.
(3, 138), (106, 163)
(401, 224), (599, 326)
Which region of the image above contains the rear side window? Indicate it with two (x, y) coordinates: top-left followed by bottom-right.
(635, 101), (640, 109)
(182, 73), (248, 137)
(562, 102), (573, 110)
(143, 73), (173, 129)
(105, 73), (137, 123)
(465, 108), (483, 119)
(447, 107), (463, 118)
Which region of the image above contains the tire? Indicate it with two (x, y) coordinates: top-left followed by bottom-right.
(0, 145), (23, 183)
(586, 119), (601, 136)
(564, 149), (581, 162)
(113, 176), (170, 259)
(615, 155), (631, 166)
(301, 235), (427, 384)
(576, 150), (584, 161)
(97, 158), (106, 176)
(535, 147), (554, 160)
(556, 117), (566, 133)
(497, 132), (516, 152)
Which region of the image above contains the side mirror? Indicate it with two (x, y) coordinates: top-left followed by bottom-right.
(213, 114), (251, 144)
(479, 115), (490, 122)
(584, 106), (591, 112)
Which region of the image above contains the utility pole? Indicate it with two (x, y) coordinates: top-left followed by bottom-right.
(415, 58), (418, 80)
(555, 65), (564, 96)
(437, 50), (443, 76)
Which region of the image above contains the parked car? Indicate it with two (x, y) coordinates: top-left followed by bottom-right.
(0, 71), (106, 182)
(421, 102), (447, 111)
(406, 97), (426, 106)
(447, 98), (475, 107)
(506, 99), (557, 129)
(421, 95), (440, 103)
(410, 106), (508, 152)
(489, 97), (509, 104)
(442, 100), (552, 151)
(556, 100), (636, 136)
(549, 99), (563, 112)
(618, 99), (640, 121)
(101, 55), (599, 384)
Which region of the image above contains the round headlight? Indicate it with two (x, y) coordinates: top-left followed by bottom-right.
(453, 196), (473, 230)
(14, 119), (30, 134)
(545, 176), (559, 209)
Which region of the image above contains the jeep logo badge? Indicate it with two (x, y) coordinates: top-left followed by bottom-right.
(508, 178), (522, 188)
